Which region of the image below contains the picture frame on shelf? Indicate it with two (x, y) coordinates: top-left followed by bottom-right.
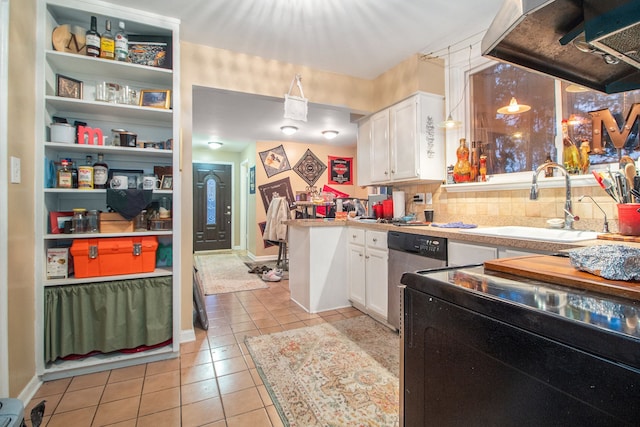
(161, 175), (173, 190)
(107, 169), (144, 190)
(127, 35), (172, 69)
(49, 211), (74, 234)
(140, 89), (171, 109)
(56, 74), (83, 99)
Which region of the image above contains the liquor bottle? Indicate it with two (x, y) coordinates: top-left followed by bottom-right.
(69, 159), (79, 188)
(85, 16), (101, 57)
(93, 153), (109, 189)
(57, 159), (72, 188)
(115, 21), (128, 62)
(100, 19), (115, 60)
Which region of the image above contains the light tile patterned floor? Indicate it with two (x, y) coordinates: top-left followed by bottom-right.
(25, 259), (364, 426)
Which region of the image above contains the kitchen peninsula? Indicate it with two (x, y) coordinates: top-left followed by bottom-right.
(285, 218), (640, 315)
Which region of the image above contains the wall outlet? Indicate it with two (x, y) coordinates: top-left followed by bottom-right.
(425, 192), (433, 204)
(413, 193), (425, 203)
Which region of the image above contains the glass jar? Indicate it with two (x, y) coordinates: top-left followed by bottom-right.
(134, 210), (147, 231)
(87, 210), (100, 233)
(71, 208), (87, 233)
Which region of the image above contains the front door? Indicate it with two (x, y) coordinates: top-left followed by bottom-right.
(193, 163), (232, 251)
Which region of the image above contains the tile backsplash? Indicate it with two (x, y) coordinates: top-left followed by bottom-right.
(396, 182), (621, 233)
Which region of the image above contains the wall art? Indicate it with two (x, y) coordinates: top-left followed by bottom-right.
(249, 166), (256, 194)
(259, 144), (291, 178)
(258, 177), (295, 214)
(293, 149), (327, 186)
(328, 156), (353, 185)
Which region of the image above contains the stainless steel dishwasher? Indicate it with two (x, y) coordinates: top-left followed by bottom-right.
(387, 230), (447, 330)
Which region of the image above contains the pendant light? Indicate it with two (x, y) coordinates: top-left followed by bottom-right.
(439, 46), (462, 128)
(497, 96), (531, 114)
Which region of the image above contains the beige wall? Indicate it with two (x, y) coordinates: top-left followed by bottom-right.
(253, 141), (367, 259)
(8, 0), (36, 396)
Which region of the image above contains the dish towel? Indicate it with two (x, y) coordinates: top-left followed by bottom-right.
(106, 189), (153, 220)
(431, 221), (478, 229)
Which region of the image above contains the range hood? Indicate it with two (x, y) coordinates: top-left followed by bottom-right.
(482, 0), (640, 94)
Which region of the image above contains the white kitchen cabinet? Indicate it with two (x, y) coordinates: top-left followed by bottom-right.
(369, 109), (391, 183)
(359, 92), (445, 185)
(356, 117), (372, 186)
(347, 228), (388, 322)
(35, 0), (181, 379)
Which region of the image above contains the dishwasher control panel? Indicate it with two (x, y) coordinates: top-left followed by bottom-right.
(388, 231), (447, 262)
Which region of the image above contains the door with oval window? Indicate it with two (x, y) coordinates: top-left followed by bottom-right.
(193, 163), (232, 251)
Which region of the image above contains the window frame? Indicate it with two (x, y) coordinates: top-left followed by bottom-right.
(443, 38), (597, 193)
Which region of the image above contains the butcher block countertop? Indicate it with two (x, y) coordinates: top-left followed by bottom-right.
(285, 219), (640, 253)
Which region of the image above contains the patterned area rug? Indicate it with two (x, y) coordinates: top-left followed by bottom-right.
(246, 315), (400, 426)
(194, 253), (268, 295)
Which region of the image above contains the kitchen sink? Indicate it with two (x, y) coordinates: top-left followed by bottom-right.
(458, 226), (599, 243)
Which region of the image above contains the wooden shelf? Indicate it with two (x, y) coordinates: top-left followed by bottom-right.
(44, 267), (173, 286)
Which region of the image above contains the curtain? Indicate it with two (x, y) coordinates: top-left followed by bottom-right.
(44, 277), (172, 363)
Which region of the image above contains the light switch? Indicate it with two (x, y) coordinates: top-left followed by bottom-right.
(10, 156), (21, 184)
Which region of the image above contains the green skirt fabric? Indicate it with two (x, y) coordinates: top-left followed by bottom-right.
(44, 277), (173, 363)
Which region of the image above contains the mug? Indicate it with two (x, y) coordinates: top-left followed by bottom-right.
(142, 175), (161, 190)
(110, 175), (128, 189)
(424, 209), (434, 223)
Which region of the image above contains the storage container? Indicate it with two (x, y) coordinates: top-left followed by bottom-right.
(71, 236), (158, 278)
(618, 203), (640, 236)
(99, 212), (133, 233)
(0, 398), (25, 427)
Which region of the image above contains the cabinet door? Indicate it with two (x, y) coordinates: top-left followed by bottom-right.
(365, 247), (388, 320)
(370, 109), (391, 183)
(390, 97), (419, 181)
(356, 118), (372, 186)
(347, 243), (366, 308)
(448, 241), (498, 266)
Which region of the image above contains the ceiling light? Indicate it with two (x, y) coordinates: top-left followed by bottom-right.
(322, 130), (339, 140)
(497, 97), (531, 114)
(208, 141), (223, 150)
(280, 125), (298, 135)
(566, 84), (590, 93)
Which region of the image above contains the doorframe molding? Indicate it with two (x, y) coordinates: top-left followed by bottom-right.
(0, 0), (10, 397)
(239, 159), (248, 251)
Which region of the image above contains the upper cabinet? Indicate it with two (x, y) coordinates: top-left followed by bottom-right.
(358, 92), (445, 185)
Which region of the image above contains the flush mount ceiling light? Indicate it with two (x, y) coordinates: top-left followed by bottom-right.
(497, 97), (531, 114)
(280, 125), (298, 135)
(565, 84), (590, 93)
(322, 130), (339, 140)
(208, 141), (223, 150)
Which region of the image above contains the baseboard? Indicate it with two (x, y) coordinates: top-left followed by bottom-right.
(180, 327), (196, 343)
(17, 375), (42, 406)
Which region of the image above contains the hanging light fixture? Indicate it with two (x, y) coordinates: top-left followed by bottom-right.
(439, 46), (462, 128)
(280, 125), (298, 135)
(497, 97), (531, 114)
(208, 141), (223, 150)
(322, 130), (339, 140)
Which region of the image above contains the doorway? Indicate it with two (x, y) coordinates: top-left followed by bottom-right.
(193, 163), (232, 251)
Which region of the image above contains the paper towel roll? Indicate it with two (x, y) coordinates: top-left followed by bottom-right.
(392, 191), (405, 218)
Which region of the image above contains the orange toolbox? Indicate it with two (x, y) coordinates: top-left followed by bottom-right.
(70, 236), (158, 278)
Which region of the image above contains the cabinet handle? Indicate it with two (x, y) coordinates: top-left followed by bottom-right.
(384, 171), (388, 175)
(365, 255), (370, 259)
(391, 169), (395, 173)
(372, 238), (377, 242)
(352, 234), (357, 238)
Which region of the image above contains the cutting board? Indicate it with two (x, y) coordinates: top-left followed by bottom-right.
(597, 233), (640, 243)
(484, 255), (640, 300)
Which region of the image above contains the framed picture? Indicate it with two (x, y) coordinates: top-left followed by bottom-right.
(249, 166), (256, 194)
(161, 175), (173, 190)
(328, 156), (353, 185)
(257, 177), (295, 213)
(154, 166), (173, 179)
(107, 169), (144, 189)
(140, 90), (171, 109)
(49, 211), (74, 234)
(56, 74), (83, 99)
(128, 35), (172, 69)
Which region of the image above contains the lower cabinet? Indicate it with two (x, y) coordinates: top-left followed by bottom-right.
(448, 240), (498, 266)
(347, 228), (388, 322)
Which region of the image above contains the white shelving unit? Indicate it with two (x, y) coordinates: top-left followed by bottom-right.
(35, 0), (181, 379)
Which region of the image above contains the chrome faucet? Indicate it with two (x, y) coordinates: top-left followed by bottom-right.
(530, 162), (575, 229)
(578, 195), (610, 233)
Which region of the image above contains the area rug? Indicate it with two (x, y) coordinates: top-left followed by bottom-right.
(246, 315), (400, 426)
(194, 253), (268, 295)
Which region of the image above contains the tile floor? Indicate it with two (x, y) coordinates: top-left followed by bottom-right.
(24, 261), (364, 427)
